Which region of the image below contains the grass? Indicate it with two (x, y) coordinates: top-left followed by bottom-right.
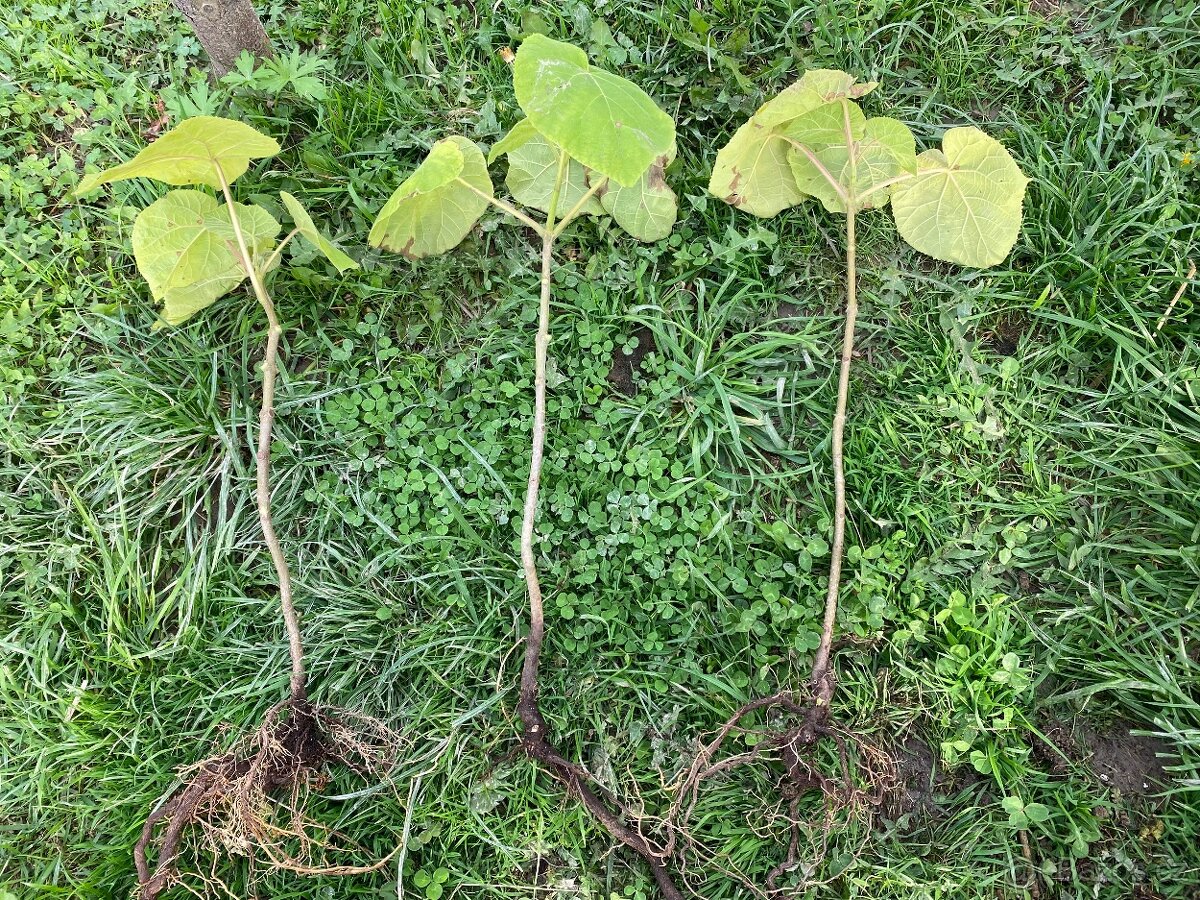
(2, 0), (1199, 897)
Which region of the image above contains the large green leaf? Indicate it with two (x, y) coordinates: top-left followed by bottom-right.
(710, 69), (881, 218)
(787, 113), (917, 213)
(598, 146), (677, 242)
(755, 69), (876, 129)
(512, 34), (674, 187)
(131, 189), (280, 326)
(279, 192), (358, 272)
(890, 127), (1028, 267)
(368, 136), (493, 259)
(501, 131), (604, 217)
(75, 116), (279, 195)
(708, 118), (806, 217)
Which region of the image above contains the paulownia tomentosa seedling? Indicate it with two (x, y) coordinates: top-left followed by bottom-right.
(368, 34), (685, 899)
(680, 69), (1029, 885)
(74, 116), (398, 899)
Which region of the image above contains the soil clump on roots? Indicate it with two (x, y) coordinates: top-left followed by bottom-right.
(135, 699), (401, 899)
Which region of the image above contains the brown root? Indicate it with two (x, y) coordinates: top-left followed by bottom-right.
(518, 702), (683, 900)
(134, 699), (404, 900)
(668, 691), (896, 896)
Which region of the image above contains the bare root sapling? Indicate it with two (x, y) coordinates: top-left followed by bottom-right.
(678, 69), (1030, 887)
(75, 116), (402, 899)
(369, 35), (683, 898)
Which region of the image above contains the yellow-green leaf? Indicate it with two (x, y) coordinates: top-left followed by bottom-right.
(755, 69), (875, 129)
(132, 189), (279, 326)
(711, 69), (882, 218)
(502, 131), (603, 217)
(368, 136), (492, 259)
(279, 192), (358, 272)
(709, 118), (806, 217)
(890, 127), (1029, 267)
(788, 114), (916, 213)
(598, 148), (677, 242)
(488, 118), (539, 165)
(512, 34), (674, 187)
(75, 116), (279, 195)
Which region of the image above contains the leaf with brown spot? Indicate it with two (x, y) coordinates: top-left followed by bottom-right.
(599, 147), (677, 242)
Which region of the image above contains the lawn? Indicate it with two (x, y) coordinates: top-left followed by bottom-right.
(2, 0), (1198, 898)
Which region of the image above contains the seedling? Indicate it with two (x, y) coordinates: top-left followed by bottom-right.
(369, 35), (683, 898)
(75, 116), (398, 899)
(682, 69), (1028, 883)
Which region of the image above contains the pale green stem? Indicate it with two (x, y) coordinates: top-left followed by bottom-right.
(551, 175), (609, 239)
(456, 178), (546, 237)
(214, 163), (306, 705)
(518, 150), (569, 719)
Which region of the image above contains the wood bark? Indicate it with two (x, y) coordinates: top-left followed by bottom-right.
(173, 0), (273, 79)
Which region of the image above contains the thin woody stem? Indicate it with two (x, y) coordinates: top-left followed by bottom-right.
(810, 209), (856, 702)
(517, 149), (567, 726)
(809, 102), (861, 704)
(215, 164), (306, 704)
(514, 152), (684, 900)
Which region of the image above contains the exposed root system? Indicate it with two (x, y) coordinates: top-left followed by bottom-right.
(134, 700), (402, 900)
(512, 163), (685, 899)
(669, 690), (895, 895)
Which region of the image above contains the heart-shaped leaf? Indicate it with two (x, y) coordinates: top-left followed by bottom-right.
(75, 116), (279, 195)
(890, 127), (1028, 267)
(501, 130), (604, 217)
(710, 69), (880, 218)
(512, 34), (674, 187)
(368, 136), (493, 259)
(597, 147), (677, 242)
(787, 113), (917, 213)
(132, 189), (280, 326)
(279, 192), (358, 272)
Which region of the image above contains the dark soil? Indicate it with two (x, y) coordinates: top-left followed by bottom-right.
(886, 737), (939, 819)
(607, 325), (655, 397)
(1079, 722), (1176, 795)
(1032, 716), (1176, 796)
(979, 311), (1032, 357)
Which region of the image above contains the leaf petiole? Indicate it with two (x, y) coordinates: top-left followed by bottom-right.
(456, 178), (546, 236)
(551, 175), (609, 239)
(778, 135), (848, 204)
(855, 172), (917, 205)
(261, 227), (302, 275)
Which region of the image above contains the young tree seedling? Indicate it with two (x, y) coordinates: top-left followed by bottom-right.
(369, 35), (683, 898)
(75, 116), (398, 899)
(680, 69), (1029, 885)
